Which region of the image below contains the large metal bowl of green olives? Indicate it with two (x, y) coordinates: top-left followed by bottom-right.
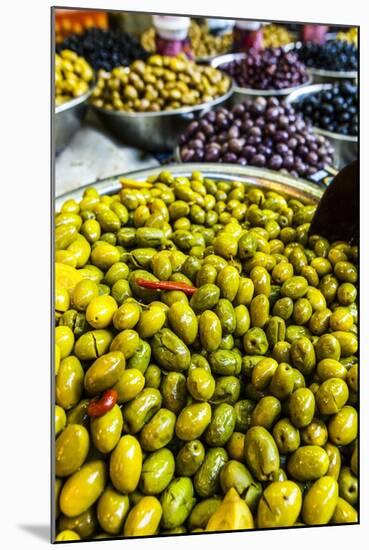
(54, 164), (358, 542)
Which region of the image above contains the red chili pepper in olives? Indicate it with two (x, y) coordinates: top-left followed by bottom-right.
(136, 278), (197, 295)
(87, 389), (118, 418)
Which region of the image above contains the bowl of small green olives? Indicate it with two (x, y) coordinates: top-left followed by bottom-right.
(54, 164), (358, 542)
(55, 50), (95, 154)
(89, 55), (234, 152)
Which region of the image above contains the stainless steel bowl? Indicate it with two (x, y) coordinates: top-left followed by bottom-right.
(210, 52), (312, 105)
(307, 67), (358, 85)
(55, 87), (93, 154)
(56, 163), (323, 210)
(90, 82), (235, 153)
(286, 83), (358, 169)
(287, 42), (358, 84)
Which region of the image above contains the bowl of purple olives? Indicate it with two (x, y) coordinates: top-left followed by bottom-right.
(286, 82), (357, 168)
(210, 48), (312, 105)
(176, 96), (336, 180)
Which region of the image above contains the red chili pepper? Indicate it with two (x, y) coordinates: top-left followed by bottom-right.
(136, 278), (198, 296)
(87, 389), (118, 418)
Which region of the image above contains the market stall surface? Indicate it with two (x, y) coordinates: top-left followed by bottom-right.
(55, 110), (159, 195)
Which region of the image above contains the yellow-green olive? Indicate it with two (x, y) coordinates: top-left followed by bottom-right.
(55, 424), (90, 476)
(123, 496), (162, 536)
(302, 476), (339, 525)
(109, 435), (142, 494)
(113, 368), (145, 403)
(90, 404), (123, 454)
(86, 295), (118, 329)
(287, 446), (329, 481)
(332, 497), (358, 524)
(257, 481), (302, 528)
(59, 460), (107, 517)
(175, 402), (212, 441)
(328, 406), (357, 445)
(84, 351), (125, 395)
(97, 485), (130, 535)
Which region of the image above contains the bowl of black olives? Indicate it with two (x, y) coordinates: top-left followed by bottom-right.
(287, 82), (357, 168)
(293, 41), (358, 84)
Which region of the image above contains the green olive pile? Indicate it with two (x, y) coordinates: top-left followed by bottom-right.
(55, 50), (94, 107)
(89, 55), (231, 112)
(141, 21), (233, 59)
(54, 170), (358, 542)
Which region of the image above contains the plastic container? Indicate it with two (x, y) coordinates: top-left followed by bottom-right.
(300, 24), (329, 44)
(206, 18), (235, 36)
(153, 16), (192, 57)
(233, 20), (263, 52)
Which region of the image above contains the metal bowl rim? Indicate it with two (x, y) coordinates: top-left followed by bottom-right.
(286, 82), (358, 143)
(89, 77), (235, 119)
(56, 163), (323, 207)
(286, 41), (358, 78)
(55, 84), (95, 115)
(210, 52), (313, 95)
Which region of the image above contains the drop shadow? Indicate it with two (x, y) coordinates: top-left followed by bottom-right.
(19, 524), (50, 542)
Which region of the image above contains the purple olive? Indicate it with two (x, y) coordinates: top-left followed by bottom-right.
(266, 107), (279, 121)
(228, 125), (240, 139)
(247, 136), (262, 146)
(205, 146), (221, 161)
(275, 130), (289, 143)
(187, 121), (199, 135)
(193, 148), (205, 161)
(248, 126), (262, 137)
(244, 145), (257, 159)
(181, 148), (195, 162)
(268, 154), (283, 169)
(251, 154), (266, 167)
(276, 143), (289, 155)
(283, 156), (294, 169)
(223, 152), (238, 163)
(229, 138), (246, 153)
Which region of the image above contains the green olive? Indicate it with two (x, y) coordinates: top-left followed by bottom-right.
(140, 408), (176, 451)
(90, 404), (123, 454)
(97, 485), (130, 535)
(287, 446), (329, 481)
(244, 426), (280, 481)
(109, 435), (142, 493)
(84, 351), (125, 395)
(59, 460), (107, 518)
(257, 481), (302, 528)
(140, 448), (175, 495)
(123, 496), (162, 536)
(328, 406), (357, 445)
(55, 424), (90, 477)
(272, 418), (300, 454)
(288, 388), (315, 428)
(175, 402), (212, 441)
(160, 477), (196, 529)
(302, 476), (339, 525)
(168, 302), (198, 345)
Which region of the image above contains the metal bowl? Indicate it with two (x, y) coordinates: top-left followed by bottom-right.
(286, 83), (358, 168)
(55, 87), (93, 154)
(56, 163), (323, 210)
(90, 82), (235, 153)
(210, 52), (312, 106)
(287, 42), (358, 84)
